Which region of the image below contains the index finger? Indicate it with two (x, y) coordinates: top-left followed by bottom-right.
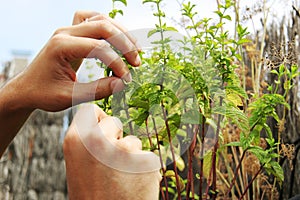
(88, 14), (141, 51)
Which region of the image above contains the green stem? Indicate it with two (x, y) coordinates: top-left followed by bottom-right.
(124, 92), (134, 135)
(156, 2), (166, 63)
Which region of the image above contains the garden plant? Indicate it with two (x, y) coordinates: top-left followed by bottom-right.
(89, 0), (299, 199)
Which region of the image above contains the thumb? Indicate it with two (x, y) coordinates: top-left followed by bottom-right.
(72, 77), (124, 105)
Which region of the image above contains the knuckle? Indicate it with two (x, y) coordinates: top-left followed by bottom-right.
(96, 13), (108, 20)
(48, 34), (68, 50)
(97, 20), (114, 35)
(74, 10), (83, 18)
(53, 27), (68, 36)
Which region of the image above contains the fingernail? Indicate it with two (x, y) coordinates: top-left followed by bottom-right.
(123, 72), (132, 83)
(112, 117), (123, 131)
(111, 78), (125, 93)
(135, 54), (141, 66)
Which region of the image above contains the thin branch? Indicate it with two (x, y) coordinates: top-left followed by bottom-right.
(239, 164), (265, 200)
(226, 148), (248, 196)
(161, 103), (182, 200)
(153, 116), (169, 200)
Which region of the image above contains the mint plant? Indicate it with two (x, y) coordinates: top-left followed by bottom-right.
(93, 0), (299, 199)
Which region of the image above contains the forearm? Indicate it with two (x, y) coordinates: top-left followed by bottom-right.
(0, 75), (34, 156)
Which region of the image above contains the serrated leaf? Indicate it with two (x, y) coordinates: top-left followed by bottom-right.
(134, 111), (149, 126)
(270, 161), (284, 181)
(226, 92), (243, 107)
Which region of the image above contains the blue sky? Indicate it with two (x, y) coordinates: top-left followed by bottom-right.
(0, 0), (218, 65)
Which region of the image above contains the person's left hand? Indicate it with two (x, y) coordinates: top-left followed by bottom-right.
(15, 11), (141, 112)
(63, 104), (161, 200)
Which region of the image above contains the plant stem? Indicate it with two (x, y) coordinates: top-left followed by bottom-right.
(239, 164), (265, 200)
(156, 2), (166, 63)
(161, 102), (182, 199)
(123, 92), (134, 135)
(199, 117), (206, 200)
(152, 116), (169, 200)
(186, 125), (198, 200)
(145, 118), (153, 148)
(226, 148), (247, 196)
(210, 96), (223, 200)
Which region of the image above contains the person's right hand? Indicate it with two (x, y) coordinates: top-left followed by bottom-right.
(63, 104), (162, 200)
(14, 11), (141, 112)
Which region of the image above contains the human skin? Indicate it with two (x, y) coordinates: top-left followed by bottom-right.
(64, 104), (161, 200)
(0, 10), (161, 199)
(0, 11), (141, 156)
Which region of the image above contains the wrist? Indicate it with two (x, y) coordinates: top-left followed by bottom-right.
(0, 73), (35, 113)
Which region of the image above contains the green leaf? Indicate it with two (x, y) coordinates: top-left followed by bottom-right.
(263, 123), (273, 140)
(279, 64), (285, 74)
(113, 0), (127, 6)
(164, 170), (185, 191)
(237, 24), (249, 37)
(270, 69), (279, 75)
(147, 28), (159, 38)
(142, 0), (157, 4)
(265, 138), (275, 147)
(214, 10), (223, 18)
(223, 15), (232, 21)
(134, 111), (149, 126)
(203, 150), (212, 179)
(226, 141), (241, 147)
(237, 38), (251, 45)
(116, 9), (124, 15)
(176, 156), (185, 171)
(164, 26), (178, 32)
(181, 110), (201, 124)
(270, 161), (284, 181)
(225, 0), (232, 8)
(235, 53), (242, 61)
(165, 170), (175, 177)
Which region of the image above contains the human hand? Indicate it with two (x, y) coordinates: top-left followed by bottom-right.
(15, 11), (141, 112)
(63, 104), (161, 200)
